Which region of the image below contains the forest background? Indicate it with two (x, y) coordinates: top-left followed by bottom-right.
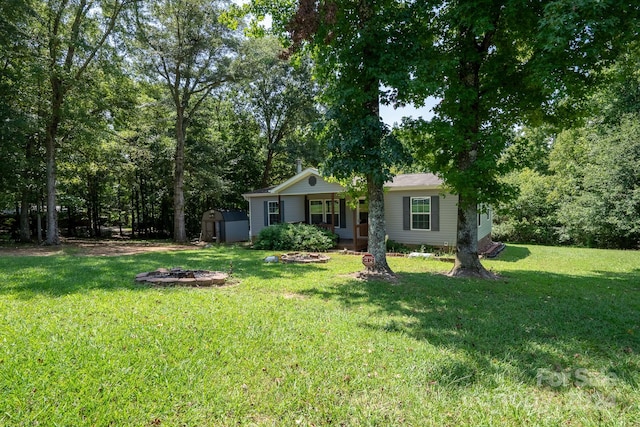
(1, 0), (638, 250)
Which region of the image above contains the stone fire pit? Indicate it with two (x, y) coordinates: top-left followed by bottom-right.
(135, 267), (228, 287)
(279, 252), (330, 264)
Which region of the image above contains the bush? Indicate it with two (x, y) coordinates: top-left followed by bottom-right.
(386, 239), (411, 254)
(253, 223), (338, 252)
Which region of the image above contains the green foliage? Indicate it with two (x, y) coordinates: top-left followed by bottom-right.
(498, 109), (640, 248)
(253, 222), (337, 251)
(553, 115), (640, 248)
(235, 36), (321, 187)
(494, 169), (561, 245)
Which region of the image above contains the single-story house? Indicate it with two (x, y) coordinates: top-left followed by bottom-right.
(242, 168), (492, 251)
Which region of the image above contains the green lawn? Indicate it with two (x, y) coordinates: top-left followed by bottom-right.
(1, 244), (638, 426)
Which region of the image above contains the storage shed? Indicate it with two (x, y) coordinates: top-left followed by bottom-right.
(200, 210), (249, 243)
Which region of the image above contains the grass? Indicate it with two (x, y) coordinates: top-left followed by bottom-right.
(0, 244), (638, 426)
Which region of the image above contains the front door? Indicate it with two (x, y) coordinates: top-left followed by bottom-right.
(357, 199), (369, 237)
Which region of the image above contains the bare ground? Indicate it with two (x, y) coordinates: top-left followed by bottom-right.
(0, 238), (204, 257)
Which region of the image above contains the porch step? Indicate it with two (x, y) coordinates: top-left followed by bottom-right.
(480, 242), (506, 258)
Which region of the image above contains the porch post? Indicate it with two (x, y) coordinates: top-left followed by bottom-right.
(352, 205), (358, 252)
(331, 193), (336, 233)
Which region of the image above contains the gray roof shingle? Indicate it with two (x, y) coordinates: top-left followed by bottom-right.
(385, 173), (443, 188)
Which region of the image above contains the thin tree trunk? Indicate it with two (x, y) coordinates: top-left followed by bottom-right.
(449, 194), (496, 278)
(36, 196), (43, 243)
(132, 186), (138, 238)
(173, 108), (187, 243)
(260, 148), (275, 188)
(68, 205), (73, 237)
(19, 135), (34, 242)
(19, 189), (31, 242)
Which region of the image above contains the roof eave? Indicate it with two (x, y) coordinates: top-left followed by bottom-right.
(385, 185), (443, 191)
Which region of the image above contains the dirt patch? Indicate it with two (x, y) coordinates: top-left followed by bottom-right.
(0, 238), (202, 257)
(342, 270), (400, 284)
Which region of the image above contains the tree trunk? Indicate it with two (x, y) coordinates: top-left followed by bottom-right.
(44, 86), (62, 245)
(449, 194), (496, 278)
(366, 176), (393, 274)
(19, 189), (31, 243)
(36, 195), (43, 243)
(260, 148), (275, 188)
(173, 108), (187, 243)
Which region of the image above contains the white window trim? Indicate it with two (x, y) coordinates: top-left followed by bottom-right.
(309, 199), (341, 228)
(267, 201), (279, 226)
(410, 196), (431, 231)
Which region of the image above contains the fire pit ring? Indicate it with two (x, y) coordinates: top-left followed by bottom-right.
(279, 252), (330, 264)
(135, 267), (228, 287)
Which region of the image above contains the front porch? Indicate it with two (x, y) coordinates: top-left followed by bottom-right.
(334, 238), (368, 252)
(317, 222), (368, 252)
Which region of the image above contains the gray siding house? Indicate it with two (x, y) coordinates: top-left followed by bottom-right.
(242, 168), (492, 250)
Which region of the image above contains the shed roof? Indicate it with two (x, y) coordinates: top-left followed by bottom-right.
(202, 209), (248, 222)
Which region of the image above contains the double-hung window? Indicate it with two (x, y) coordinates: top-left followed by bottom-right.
(325, 200), (339, 227)
(309, 199), (340, 228)
(411, 197), (431, 230)
(267, 201), (280, 225)
(309, 200), (324, 224)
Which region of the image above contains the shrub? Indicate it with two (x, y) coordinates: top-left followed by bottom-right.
(253, 223), (338, 251)
(386, 239), (411, 253)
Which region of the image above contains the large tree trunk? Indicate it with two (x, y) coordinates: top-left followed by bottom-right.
(173, 108), (187, 243)
(449, 194), (496, 278)
(447, 45), (497, 279)
(366, 176), (393, 274)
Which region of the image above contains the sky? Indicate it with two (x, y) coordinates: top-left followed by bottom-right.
(379, 97), (439, 127)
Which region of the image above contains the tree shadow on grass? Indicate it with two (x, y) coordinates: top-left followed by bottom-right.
(0, 249), (327, 299)
(299, 268), (640, 392)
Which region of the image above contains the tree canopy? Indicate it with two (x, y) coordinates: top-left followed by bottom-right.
(397, 0), (639, 276)
(1, 0), (639, 259)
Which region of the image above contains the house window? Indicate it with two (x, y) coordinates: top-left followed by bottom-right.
(309, 200), (324, 224)
(309, 199), (340, 228)
(411, 197), (431, 230)
(268, 201), (280, 225)
(326, 200), (339, 227)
